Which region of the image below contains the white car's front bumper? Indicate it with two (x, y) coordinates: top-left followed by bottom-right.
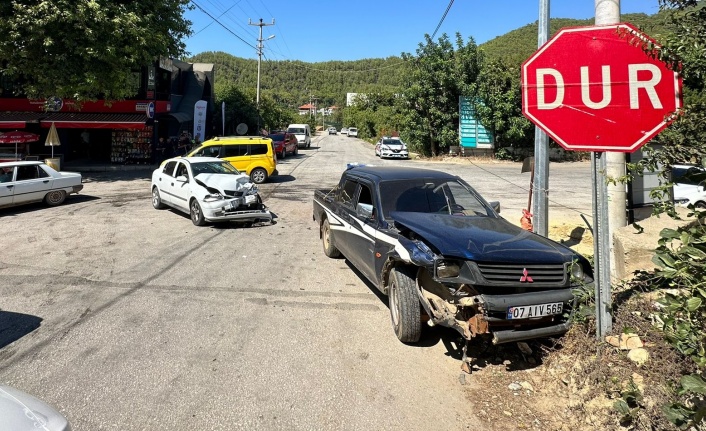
(380, 151), (409, 159)
(202, 195), (273, 223)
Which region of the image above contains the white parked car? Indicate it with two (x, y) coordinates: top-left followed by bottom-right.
(340, 127), (349, 136)
(375, 137), (409, 159)
(0, 161), (83, 210)
(673, 164), (706, 209)
(0, 385), (71, 431)
(151, 157), (272, 226)
(347, 127), (358, 138)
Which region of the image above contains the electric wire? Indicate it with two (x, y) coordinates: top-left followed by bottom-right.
(192, 3), (238, 35)
(190, 0), (257, 50)
(465, 159), (593, 218)
(431, 0), (455, 40)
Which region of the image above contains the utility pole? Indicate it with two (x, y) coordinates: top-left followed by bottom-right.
(532, 0), (550, 238)
(249, 18), (275, 131)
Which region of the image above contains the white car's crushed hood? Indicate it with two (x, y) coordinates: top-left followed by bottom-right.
(194, 173), (254, 196)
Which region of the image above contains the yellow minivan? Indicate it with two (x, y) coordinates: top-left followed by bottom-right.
(186, 136), (277, 184)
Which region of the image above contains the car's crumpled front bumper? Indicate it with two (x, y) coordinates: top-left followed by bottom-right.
(202, 195), (273, 223)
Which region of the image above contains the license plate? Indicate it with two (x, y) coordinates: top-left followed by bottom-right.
(244, 195), (257, 205)
(507, 302), (563, 319)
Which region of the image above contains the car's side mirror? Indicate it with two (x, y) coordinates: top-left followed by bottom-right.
(176, 175), (188, 183)
(356, 203), (375, 220)
(489, 201), (501, 213)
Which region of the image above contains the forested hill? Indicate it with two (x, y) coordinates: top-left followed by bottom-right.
(481, 12), (669, 65)
(187, 51), (404, 108)
(187, 12), (665, 107)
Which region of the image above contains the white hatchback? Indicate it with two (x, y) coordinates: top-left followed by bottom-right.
(151, 157), (273, 226)
(0, 160), (83, 209)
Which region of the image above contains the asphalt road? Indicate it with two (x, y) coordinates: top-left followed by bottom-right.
(0, 134), (592, 430)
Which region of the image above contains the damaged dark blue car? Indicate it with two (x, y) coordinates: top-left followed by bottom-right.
(313, 165), (593, 367)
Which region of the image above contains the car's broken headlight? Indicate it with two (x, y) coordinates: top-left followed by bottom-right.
(203, 193), (224, 202)
(436, 259), (461, 278)
(569, 260), (587, 282)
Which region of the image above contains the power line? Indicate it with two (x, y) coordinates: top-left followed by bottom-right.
(192, 3), (238, 35)
(190, 0), (257, 51)
(431, 0), (455, 40)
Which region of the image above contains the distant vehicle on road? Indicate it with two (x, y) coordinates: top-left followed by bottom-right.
(268, 131), (298, 159)
(287, 123), (312, 148)
(328, 127), (337, 135)
(0, 160), (83, 210)
(341, 127), (349, 136)
(375, 137), (409, 159)
(347, 127), (358, 138)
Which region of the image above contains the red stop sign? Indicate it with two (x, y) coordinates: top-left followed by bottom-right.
(521, 23), (682, 152)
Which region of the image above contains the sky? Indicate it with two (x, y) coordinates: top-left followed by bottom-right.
(184, 0), (662, 63)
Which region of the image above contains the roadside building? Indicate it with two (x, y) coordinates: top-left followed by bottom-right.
(0, 58), (215, 165)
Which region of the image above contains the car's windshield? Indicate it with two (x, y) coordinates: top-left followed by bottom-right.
(191, 161), (241, 175)
(383, 139), (401, 145)
(288, 128), (305, 134)
(379, 178), (492, 218)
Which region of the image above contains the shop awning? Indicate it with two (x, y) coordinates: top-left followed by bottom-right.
(40, 113), (148, 129)
(0, 112), (45, 129)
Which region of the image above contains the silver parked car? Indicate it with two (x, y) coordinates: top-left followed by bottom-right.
(0, 385), (71, 431)
(151, 157), (273, 226)
(0, 161), (83, 209)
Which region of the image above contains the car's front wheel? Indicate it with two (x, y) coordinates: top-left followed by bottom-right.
(44, 190), (66, 206)
(152, 187), (165, 209)
(322, 218), (341, 258)
(250, 168), (267, 184)
(280, 148), (286, 159)
(389, 266), (422, 343)
(190, 199), (206, 226)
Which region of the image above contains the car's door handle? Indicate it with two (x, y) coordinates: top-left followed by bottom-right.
(6, 185), (13, 189)
(43, 180), (49, 183)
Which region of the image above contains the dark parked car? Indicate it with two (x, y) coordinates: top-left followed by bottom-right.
(268, 132), (298, 159)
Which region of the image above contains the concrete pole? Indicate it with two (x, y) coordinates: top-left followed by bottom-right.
(595, 0), (626, 284)
(532, 0), (550, 237)
(593, 0), (621, 338)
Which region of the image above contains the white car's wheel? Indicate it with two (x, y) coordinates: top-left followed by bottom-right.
(152, 187), (165, 209)
(44, 190), (66, 206)
(190, 199), (206, 226)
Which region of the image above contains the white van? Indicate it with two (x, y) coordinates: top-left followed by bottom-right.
(287, 124), (311, 148)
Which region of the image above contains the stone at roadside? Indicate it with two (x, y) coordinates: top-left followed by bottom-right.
(627, 348), (649, 366)
(605, 333), (644, 350)
(508, 382), (523, 391)
(520, 381), (534, 392)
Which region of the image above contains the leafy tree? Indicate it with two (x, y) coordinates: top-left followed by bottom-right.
(399, 33), (482, 156)
(0, 0), (192, 101)
(471, 59), (533, 149)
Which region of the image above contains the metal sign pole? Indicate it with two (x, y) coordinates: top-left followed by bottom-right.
(592, 152), (612, 338)
(532, 0), (550, 237)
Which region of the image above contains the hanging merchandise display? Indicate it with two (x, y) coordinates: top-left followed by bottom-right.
(110, 127), (153, 164)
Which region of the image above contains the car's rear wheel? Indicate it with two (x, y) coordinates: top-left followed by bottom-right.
(322, 218), (341, 258)
(389, 266), (422, 343)
(250, 168), (267, 184)
(190, 199), (206, 226)
(696, 201), (706, 209)
(152, 187), (165, 209)
(280, 148), (286, 159)
(293, 146), (298, 156)
(44, 190), (66, 206)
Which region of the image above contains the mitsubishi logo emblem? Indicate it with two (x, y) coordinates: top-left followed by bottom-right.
(520, 268), (533, 283)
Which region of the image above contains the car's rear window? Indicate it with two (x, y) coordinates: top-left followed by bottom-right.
(268, 134), (285, 142)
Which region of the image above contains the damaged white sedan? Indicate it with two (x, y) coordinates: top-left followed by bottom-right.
(151, 157), (272, 226)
